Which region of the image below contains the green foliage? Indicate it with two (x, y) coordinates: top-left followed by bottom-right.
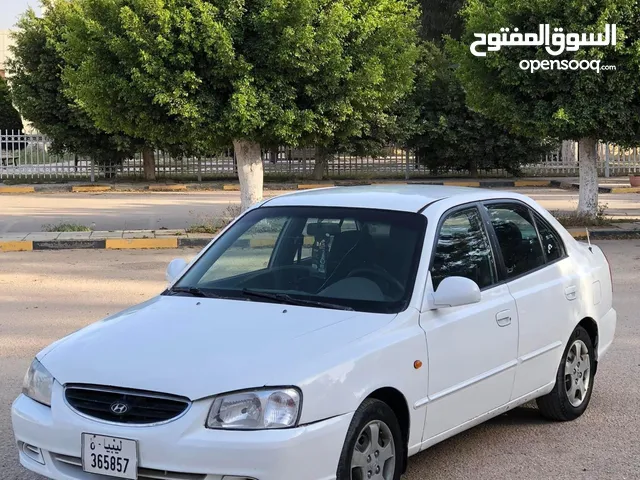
(42, 222), (92, 232)
(59, 0), (420, 154)
(8, 3), (144, 164)
(0, 77), (24, 134)
(449, 0), (640, 144)
(405, 42), (556, 175)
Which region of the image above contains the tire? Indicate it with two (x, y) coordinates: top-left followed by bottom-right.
(336, 398), (405, 480)
(537, 325), (596, 421)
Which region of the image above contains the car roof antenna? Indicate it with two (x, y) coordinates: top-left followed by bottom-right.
(585, 227), (593, 253)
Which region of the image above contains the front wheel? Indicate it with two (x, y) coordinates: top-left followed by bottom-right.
(336, 398), (405, 480)
(537, 325), (595, 421)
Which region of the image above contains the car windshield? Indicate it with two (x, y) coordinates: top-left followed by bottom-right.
(169, 206), (427, 313)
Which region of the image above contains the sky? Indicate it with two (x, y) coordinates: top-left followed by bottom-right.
(1, 0), (41, 29)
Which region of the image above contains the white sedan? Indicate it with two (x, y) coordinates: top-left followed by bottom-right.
(13, 185), (616, 480)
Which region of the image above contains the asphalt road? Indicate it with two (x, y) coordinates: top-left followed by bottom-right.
(2, 188), (640, 233)
(1, 242), (638, 479)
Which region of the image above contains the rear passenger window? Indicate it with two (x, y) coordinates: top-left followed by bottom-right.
(534, 215), (565, 262)
(486, 204), (545, 278)
(431, 207), (497, 290)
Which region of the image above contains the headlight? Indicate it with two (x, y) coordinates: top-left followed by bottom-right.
(22, 358), (54, 407)
(206, 387), (301, 430)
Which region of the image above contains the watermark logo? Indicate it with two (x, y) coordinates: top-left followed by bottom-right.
(470, 24), (617, 73)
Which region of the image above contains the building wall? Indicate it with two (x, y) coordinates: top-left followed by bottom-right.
(0, 30), (14, 79)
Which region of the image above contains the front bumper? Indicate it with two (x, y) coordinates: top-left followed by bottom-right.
(11, 383), (353, 480)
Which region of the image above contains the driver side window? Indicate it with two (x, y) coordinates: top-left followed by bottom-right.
(430, 207), (497, 291)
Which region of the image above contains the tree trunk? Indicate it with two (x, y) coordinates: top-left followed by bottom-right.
(577, 137), (598, 217)
(142, 147), (156, 181)
(233, 139), (264, 211)
(313, 146), (331, 180)
(468, 158), (478, 177)
(270, 146), (279, 164)
(561, 140), (576, 163)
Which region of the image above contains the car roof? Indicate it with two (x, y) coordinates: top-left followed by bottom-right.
(262, 185), (524, 213)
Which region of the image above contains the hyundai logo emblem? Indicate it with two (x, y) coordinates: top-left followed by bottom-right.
(110, 402), (129, 415)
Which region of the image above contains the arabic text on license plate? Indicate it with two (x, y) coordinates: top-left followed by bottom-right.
(81, 433), (138, 479)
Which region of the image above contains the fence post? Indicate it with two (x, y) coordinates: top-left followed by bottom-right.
(604, 143), (610, 178)
(197, 157), (202, 182)
(90, 157), (95, 183)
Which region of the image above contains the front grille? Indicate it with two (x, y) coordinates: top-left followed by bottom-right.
(52, 453), (207, 479)
(64, 385), (190, 425)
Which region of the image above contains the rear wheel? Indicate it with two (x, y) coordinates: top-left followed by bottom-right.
(537, 325), (595, 421)
(337, 398), (404, 480)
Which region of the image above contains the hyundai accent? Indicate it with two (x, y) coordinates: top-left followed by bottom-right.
(12, 185), (616, 480)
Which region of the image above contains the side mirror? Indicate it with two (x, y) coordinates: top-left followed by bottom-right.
(166, 258), (188, 284)
(432, 276), (481, 308)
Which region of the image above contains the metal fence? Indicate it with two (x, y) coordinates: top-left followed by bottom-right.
(1, 131), (639, 182)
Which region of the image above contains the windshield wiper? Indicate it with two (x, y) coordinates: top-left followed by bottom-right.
(241, 289), (354, 311)
(166, 286), (222, 298)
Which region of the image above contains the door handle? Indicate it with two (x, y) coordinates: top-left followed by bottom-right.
(565, 285), (577, 301)
(496, 310), (512, 327)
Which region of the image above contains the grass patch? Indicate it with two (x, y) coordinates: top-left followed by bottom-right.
(186, 224), (220, 234)
(551, 203), (612, 228)
(42, 222), (92, 232)
(186, 204), (241, 234)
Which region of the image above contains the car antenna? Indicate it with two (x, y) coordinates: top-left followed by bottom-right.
(585, 227), (593, 253)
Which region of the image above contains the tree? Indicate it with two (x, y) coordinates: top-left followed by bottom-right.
(0, 77), (24, 133)
(450, 0), (640, 216)
(405, 43), (556, 176)
(59, 0), (420, 210)
(0, 77), (24, 165)
(9, 4), (150, 178)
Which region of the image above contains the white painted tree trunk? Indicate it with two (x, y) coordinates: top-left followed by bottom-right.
(233, 139), (264, 211)
(577, 137), (598, 217)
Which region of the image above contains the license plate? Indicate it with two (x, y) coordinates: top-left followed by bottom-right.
(82, 433), (138, 479)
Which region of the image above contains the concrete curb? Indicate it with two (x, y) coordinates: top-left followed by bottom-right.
(0, 179), (558, 194)
(1, 228), (636, 252)
(3, 179), (639, 194)
(0, 237), (213, 252)
(0, 186), (36, 193)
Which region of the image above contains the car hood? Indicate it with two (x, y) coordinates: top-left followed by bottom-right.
(40, 296), (394, 400)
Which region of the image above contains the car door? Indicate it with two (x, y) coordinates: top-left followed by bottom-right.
(420, 205), (519, 441)
(483, 201), (575, 400)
